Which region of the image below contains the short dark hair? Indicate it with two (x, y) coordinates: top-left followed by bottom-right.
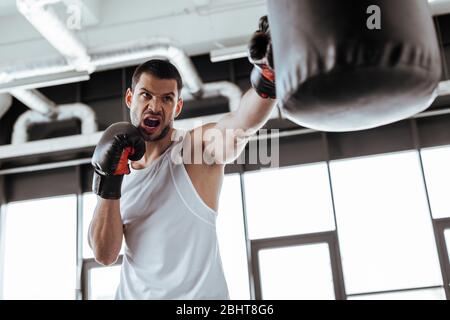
(131, 59), (183, 96)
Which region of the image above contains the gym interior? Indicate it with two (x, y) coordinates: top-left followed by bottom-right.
(0, 0), (450, 300)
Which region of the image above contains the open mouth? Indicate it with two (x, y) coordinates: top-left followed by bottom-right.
(142, 117), (161, 133)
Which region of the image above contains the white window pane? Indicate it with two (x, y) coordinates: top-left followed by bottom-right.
(349, 287), (446, 300)
(445, 229), (450, 265)
(330, 151), (442, 295)
(217, 174), (250, 300)
(258, 243), (335, 300)
(421, 146), (450, 219)
(3, 195), (77, 299)
(83, 193), (124, 259)
(83, 193), (96, 259)
(88, 266), (121, 300)
(244, 163), (335, 240)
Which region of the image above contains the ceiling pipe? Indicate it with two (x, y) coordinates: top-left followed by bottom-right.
(430, 0), (450, 15)
(16, 0), (93, 72)
(1, 43), (204, 97)
(14, 0), (204, 96)
(92, 43), (204, 97)
(6, 0), (450, 91)
(437, 80), (450, 96)
(11, 102), (97, 144)
(181, 81), (242, 111)
(0, 94), (13, 120)
(175, 81), (244, 130)
(9, 88), (57, 116)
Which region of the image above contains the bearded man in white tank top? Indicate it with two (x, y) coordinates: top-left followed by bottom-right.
(88, 17), (277, 299)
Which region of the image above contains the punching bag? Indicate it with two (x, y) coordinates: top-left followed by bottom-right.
(267, 0), (442, 132)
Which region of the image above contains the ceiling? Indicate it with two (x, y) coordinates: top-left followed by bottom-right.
(0, 0), (449, 92)
(0, 0), (267, 67)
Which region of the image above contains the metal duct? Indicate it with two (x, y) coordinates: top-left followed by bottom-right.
(430, 0), (450, 15)
(55, 103), (97, 134)
(0, 94), (13, 120)
(10, 88), (57, 116)
(14, 1), (203, 96)
(16, 0), (92, 71)
(438, 80), (450, 96)
(12, 103), (97, 144)
(5, 0), (449, 93)
(176, 81), (243, 130)
(181, 81), (242, 111)
(2, 42), (204, 96)
(92, 44), (204, 97)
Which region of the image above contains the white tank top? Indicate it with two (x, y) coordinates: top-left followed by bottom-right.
(115, 130), (229, 300)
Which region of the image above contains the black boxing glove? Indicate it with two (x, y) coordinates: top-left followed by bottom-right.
(91, 122), (146, 199)
(248, 15), (276, 99)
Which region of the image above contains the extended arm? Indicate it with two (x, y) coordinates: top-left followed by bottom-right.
(202, 16), (277, 164)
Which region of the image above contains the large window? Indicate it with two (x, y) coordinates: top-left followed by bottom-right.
(330, 151), (442, 295)
(421, 146), (450, 219)
(244, 163), (335, 240)
(1, 195), (77, 299)
(87, 264), (121, 300)
(82, 193), (96, 259)
(2, 145), (450, 300)
(258, 243), (335, 300)
(82, 193), (122, 299)
(216, 174), (250, 299)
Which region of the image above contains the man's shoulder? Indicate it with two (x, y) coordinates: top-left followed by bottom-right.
(188, 122), (218, 137)
(179, 122), (226, 167)
(183, 122), (218, 147)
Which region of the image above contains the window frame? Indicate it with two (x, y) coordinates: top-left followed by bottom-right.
(81, 255), (123, 300)
(347, 285), (446, 300)
(432, 218), (450, 299)
(0, 204), (6, 300)
(250, 231), (346, 300)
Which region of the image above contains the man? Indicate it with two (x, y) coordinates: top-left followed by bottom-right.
(88, 16), (276, 299)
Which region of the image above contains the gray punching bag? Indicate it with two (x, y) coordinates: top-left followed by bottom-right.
(267, 0), (442, 132)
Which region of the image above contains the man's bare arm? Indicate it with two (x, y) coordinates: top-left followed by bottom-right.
(217, 88), (276, 135)
(201, 15), (277, 164)
(88, 198), (123, 266)
(201, 88), (276, 164)
(88, 123), (145, 265)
